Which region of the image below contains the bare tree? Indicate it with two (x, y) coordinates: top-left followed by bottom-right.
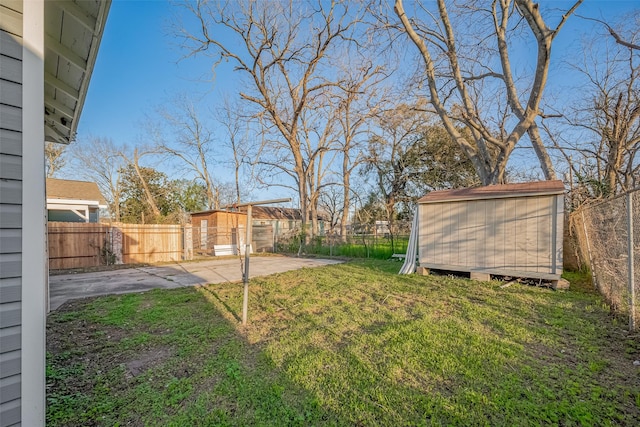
(548, 13), (640, 202)
(393, 0), (582, 184)
(127, 147), (162, 218)
(365, 104), (479, 249)
(333, 61), (387, 241)
(70, 137), (125, 222)
(179, 0), (362, 241)
(45, 141), (66, 178)
(153, 95), (219, 209)
(215, 98), (255, 204)
(318, 185), (343, 234)
(365, 104), (428, 250)
(577, 15), (640, 51)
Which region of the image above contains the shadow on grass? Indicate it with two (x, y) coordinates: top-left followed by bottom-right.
(46, 260), (640, 426)
(46, 287), (348, 426)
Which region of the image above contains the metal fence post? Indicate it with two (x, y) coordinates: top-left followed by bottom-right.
(627, 192), (636, 331)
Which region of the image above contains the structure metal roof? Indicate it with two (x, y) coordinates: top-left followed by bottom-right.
(44, 0), (111, 144)
(417, 180), (566, 204)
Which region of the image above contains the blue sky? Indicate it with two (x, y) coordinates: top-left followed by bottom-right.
(74, 0), (639, 196)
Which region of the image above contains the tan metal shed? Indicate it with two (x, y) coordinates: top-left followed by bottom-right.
(417, 180), (565, 281)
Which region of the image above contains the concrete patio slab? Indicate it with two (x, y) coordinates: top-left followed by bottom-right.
(49, 256), (343, 311)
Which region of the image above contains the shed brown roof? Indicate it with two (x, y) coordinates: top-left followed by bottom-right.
(417, 180), (565, 204)
(46, 178), (108, 206)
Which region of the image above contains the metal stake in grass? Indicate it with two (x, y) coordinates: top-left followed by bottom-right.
(224, 198), (291, 326)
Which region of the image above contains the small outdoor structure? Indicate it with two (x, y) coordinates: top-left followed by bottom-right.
(250, 206), (326, 237)
(46, 178), (108, 222)
(412, 180), (565, 282)
(190, 209), (248, 255)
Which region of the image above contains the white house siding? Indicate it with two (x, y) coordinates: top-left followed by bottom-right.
(0, 0), (24, 425)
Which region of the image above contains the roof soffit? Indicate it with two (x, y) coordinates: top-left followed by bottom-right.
(44, 0), (111, 145)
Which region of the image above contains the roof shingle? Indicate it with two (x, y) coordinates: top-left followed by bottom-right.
(46, 178), (107, 206)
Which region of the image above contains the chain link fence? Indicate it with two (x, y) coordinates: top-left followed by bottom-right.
(571, 190), (640, 330)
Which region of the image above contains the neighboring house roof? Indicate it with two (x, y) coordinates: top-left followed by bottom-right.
(190, 209), (246, 217)
(46, 178), (108, 207)
(418, 180), (565, 204)
(252, 206), (302, 220)
(250, 206), (329, 221)
(190, 206), (329, 221)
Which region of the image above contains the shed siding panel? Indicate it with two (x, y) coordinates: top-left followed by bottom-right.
(434, 203), (445, 265)
(486, 200), (498, 269)
(434, 204), (446, 266)
(440, 203), (449, 265)
(470, 201), (483, 269)
(495, 199), (506, 269)
(418, 189), (563, 280)
(504, 199), (517, 269)
(524, 197), (536, 271)
(448, 202), (464, 266)
(537, 197), (553, 272)
(453, 203), (470, 265)
(0, 7), (21, 425)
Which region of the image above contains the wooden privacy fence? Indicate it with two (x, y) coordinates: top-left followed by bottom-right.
(48, 222), (184, 269)
(117, 224), (183, 264)
(49, 222), (288, 270)
(48, 222), (111, 269)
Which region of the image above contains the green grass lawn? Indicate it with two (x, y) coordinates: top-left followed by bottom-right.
(46, 260), (640, 426)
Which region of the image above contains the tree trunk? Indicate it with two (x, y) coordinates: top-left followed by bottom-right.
(340, 170), (350, 243)
(131, 149), (161, 218)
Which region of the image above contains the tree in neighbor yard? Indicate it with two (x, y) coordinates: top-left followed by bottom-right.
(392, 0), (583, 185)
(548, 11), (640, 203)
(70, 136), (126, 222)
(333, 59), (389, 242)
(45, 141), (67, 178)
(178, 0), (363, 243)
(364, 104), (478, 251)
(119, 165), (178, 224)
(215, 98), (258, 205)
(152, 95), (221, 210)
